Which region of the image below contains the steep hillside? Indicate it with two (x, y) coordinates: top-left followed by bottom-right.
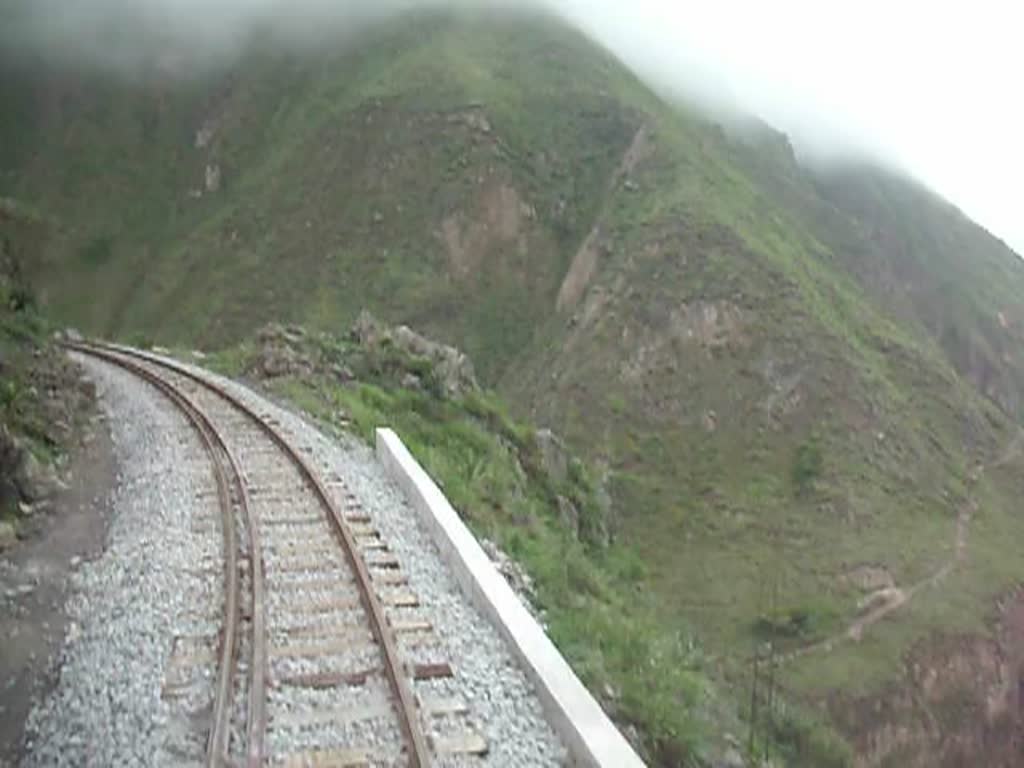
(0, 198), (94, 541)
(5, 9), (1024, 766)
(3, 11), (649, 381)
(814, 167), (1024, 417)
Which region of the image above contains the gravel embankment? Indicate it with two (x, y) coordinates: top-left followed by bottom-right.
(23, 355), (222, 766)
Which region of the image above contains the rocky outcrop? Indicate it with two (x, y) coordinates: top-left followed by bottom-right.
(0, 356), (91, 522)
(556, 125), (650, 313)
(0, 520), (15, 550)
(533, 427), (611, 548)
(351, 310), (478, 398)
(250, 323), (314, 379)
(829, 586), (1024, 767)
(204, 164), (221, 193)
(535, 428), (570, 486)
(0, 427), (21, 512)
(13, 444), (55, 502)
(1, 198), (93, 530)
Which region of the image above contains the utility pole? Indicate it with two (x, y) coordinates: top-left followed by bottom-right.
(748, 643), (760, 758)
(749, 572), (766, 759)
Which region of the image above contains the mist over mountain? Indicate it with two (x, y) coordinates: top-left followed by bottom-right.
(3, 0), (1021, 257)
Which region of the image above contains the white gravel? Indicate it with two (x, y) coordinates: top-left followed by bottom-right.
(23, 349), (568, 767)
(23, 355), (224, 767)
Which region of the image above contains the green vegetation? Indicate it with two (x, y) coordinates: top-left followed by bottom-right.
(5, 7), (1024, 764)
(0, 199), (94, 527)
(77, 234), (114, 267)
(1, 200), (55, 449)
(791, 439), (823, 497)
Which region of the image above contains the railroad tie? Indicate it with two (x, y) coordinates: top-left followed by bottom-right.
(269, 701), (392, 731)
(431, 732), (489, 757)
(270, 633), (375, 658)
(413, 662), (453, 681)
(278, 747), (371, 768)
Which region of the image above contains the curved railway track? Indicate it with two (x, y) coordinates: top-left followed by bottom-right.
(68, 341), (434, 767)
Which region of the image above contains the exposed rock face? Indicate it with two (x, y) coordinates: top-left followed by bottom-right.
(251, 323), (313, 379)
(195, 124), (215, 149)
(830, 586), (1024, 767)
(204, 163), (221, 192)
(0, 427), (21, 511)
(535, 428), (570, 487)
(351, 310), (478, 398)
(0, 520), (15, 550)
(670, 300), (747, 352)
(535, 428), (611, 548)
(439, 180), (532, 282)
(0, 336), (94, 517)
(14, 448), (52, 502)
(480, 537), (540, 617)
(2, 423), (64, 510)
(556, 495), (580, 540)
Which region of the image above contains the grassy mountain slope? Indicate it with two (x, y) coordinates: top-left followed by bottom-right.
(5, 9), (1024, 765)
(4, 12), (648, 380)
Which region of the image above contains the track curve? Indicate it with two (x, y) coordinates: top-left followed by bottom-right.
(67, 341), (432, 767)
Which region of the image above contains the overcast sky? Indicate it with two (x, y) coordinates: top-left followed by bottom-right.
(3, 0), (1022, 254)
(549, 0), (1024, 255)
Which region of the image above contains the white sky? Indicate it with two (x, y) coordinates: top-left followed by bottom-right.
(549, 0), (1024, 255)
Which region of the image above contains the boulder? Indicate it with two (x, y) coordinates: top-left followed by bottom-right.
(0, 521), (16, 550)
(256, 345), (310, 379)
(204, 163), (221, 192)
(331, 364), (355, 384)
(556, 495), (580, 539)
(256, 322), (287, 344)
(351, 310), (478, 398)
(351, 310), (386, 346)
(535, 429), (569, 487)
(480, 538), (539, 611)
(253, 323), (313, 379)
(15, 448), (56, 502)
(401, 373), (423, 391)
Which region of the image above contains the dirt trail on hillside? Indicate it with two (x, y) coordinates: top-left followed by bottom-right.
(784, 430), (1022, 663)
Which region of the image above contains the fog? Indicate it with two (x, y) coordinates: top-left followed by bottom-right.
(2, 0), (1021, 254)
(549, 0), (1024, 255)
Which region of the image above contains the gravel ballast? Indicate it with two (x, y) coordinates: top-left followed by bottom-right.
(24, 355), (223, 766)
(170, 354), (568, 767)
(24, 350), (568, 766)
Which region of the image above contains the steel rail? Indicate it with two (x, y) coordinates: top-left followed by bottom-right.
(65, 342), (251, 767)
(82, 340), (432, 768)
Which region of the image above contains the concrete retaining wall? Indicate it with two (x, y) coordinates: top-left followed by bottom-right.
(375, 428), (646, 768)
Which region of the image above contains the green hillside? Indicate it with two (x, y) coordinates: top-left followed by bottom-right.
(4, 8), (1024, 766)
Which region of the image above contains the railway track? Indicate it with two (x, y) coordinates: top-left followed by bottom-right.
(68, 341), (489, 767)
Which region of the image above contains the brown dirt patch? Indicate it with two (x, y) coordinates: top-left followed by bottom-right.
(556, 226), (605, 312)
(441, 181), (530, 281)
(0, 413), (115, 763)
